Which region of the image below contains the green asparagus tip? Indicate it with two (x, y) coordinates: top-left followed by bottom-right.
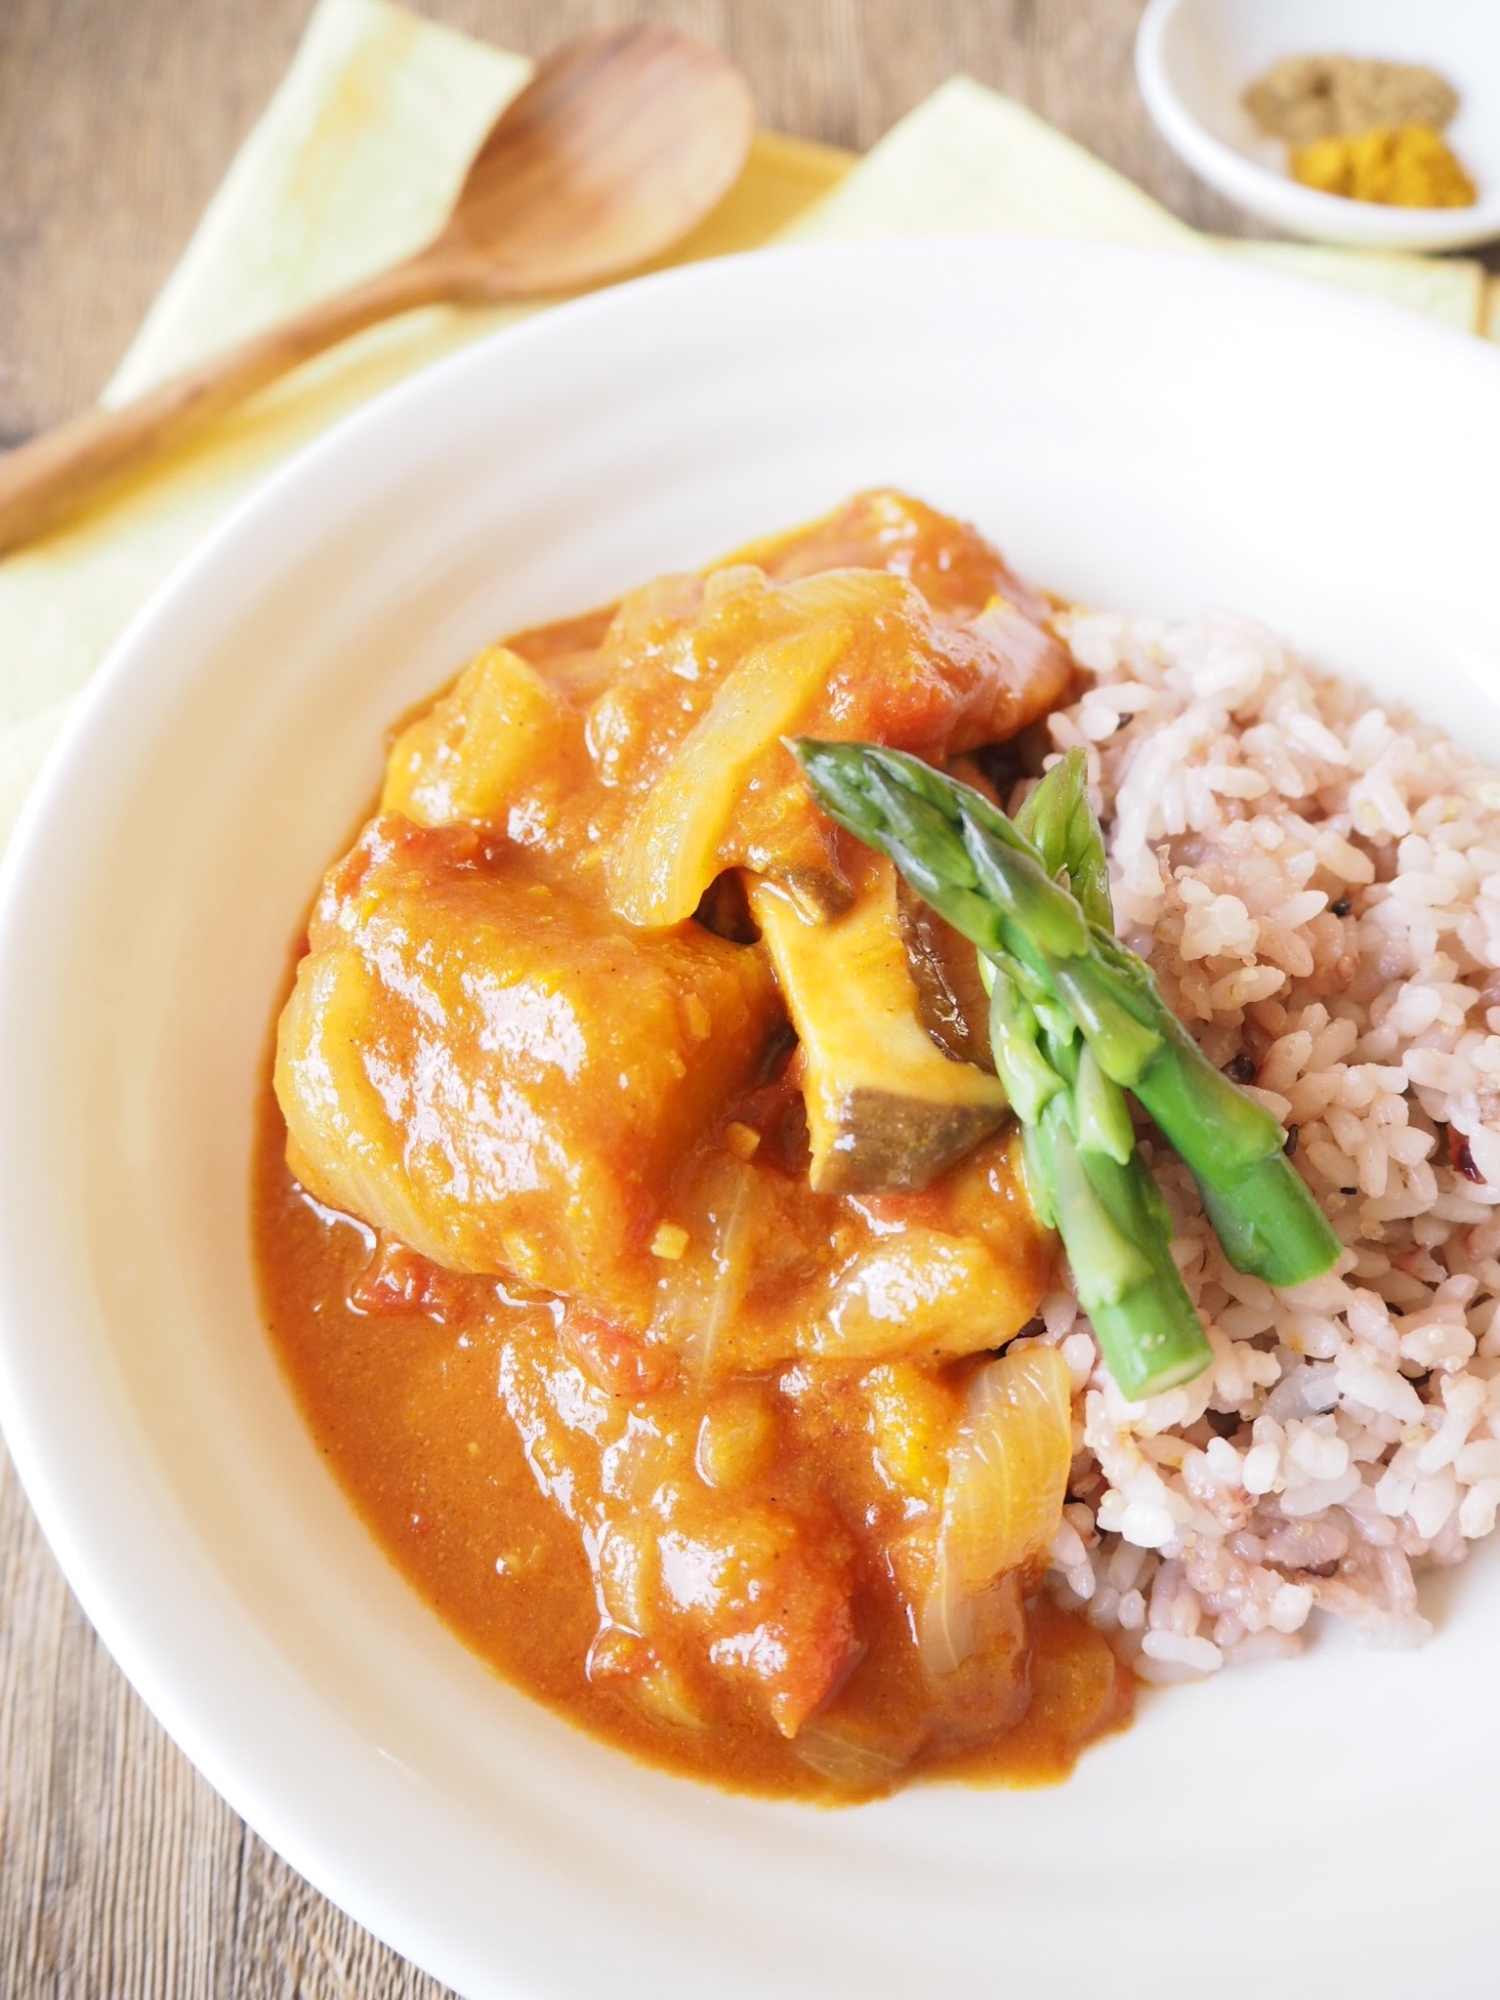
(1015, 747), (1115, 932)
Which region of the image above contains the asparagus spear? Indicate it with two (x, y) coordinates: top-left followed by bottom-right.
(993, 753), (1211, 1396)
(792, 737), (1339, 1313)
(1014, 1006), (1213, 1397)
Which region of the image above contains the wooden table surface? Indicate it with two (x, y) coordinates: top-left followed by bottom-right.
(0, 3), (1254, 1994)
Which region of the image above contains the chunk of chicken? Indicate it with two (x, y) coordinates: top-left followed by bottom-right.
(723, 487), (1056, 624)
(599, 562), (1073, 928)
(371, 493), (1071, 936)
(276, 814), (782, 1309)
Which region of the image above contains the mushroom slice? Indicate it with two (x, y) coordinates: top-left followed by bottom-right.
(749, 858), (1009, 1195)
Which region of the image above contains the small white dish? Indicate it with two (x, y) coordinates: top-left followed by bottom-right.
(1137, 0), (1500, 249)
(0, 242), (1498, 2000)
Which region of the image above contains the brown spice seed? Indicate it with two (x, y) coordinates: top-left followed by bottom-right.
(1243, 54), (1459, 147)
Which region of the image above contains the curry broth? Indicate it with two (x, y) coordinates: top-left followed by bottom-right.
(254, 1079), (1130, 1799)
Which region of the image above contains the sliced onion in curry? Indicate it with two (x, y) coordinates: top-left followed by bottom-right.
(920, 1344), (1073, 1677)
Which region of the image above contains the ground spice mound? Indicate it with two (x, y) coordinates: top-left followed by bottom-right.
(1244, 54), (1459, 147)
(1291, 123), (1476, 210)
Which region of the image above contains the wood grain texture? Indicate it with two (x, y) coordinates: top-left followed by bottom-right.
(0, 3), (1243, 1995)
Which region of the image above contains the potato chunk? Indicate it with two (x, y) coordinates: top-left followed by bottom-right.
(276, 816), (781, 1307)
(809, 1137), (1053, 1362)
(382, 644), (585, 833)
(498, 1332), (859, 1738)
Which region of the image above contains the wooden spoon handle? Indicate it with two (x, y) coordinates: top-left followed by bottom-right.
(0, 254), (456, 556)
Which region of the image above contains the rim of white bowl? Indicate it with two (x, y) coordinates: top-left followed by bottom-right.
(1136, 0), (1500, 251)
(1, 239), (1500, 2000)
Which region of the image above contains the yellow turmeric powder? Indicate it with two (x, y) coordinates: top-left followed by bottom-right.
(1290, 123), (1477, 209)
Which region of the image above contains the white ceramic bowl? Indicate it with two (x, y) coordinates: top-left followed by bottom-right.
(1, 242), (1500, 2000)
(1137, 0), (1500, 249)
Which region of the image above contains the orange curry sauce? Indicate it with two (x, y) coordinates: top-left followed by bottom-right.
(253, 493), (1133, 1801)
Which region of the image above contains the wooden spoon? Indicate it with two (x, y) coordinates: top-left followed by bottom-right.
(0, 24), (755, 556)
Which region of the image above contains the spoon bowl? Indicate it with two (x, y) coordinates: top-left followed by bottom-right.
(437, 23), (755, 297)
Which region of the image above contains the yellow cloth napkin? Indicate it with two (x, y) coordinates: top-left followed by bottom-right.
(1, 0), (1493, 847)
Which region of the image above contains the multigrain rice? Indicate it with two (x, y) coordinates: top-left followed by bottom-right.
(1029, 606), (1500, 1680)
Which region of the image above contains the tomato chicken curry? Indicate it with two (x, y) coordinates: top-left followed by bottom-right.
(255, 491), (1134, 1799)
